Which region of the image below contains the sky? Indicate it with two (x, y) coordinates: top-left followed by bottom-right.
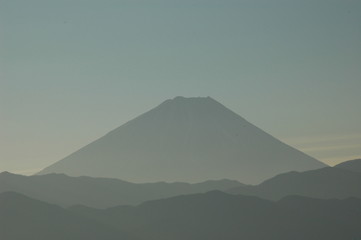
(1, 0), (360, 175)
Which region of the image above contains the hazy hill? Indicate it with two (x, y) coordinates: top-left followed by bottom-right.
(335, 159), (361, 173)
(0, 192), (132, 240)
(0, 171), (242, 208)
(70, 191), (361, 240)
(3, 190), (361, 240)
(227, 167), (361, 200)
(38, 96), (326, 184)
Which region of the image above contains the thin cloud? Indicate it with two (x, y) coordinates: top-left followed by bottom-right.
(321, 155), (361, 166)
(282, 133), (361, 146)
(13, 168), (42, 176)
(300, 144), (361, 153)
(280, 134), (361, 166)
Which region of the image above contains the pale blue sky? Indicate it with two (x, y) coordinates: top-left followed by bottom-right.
(1, 0), (360, 174)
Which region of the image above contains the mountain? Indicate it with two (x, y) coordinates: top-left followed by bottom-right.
(227, 167), (361, 200)
(70, 191), (361, 240)
(38, 96), (326, 184)
(0, 171), (242, 208)
(335, 159), (361, 173)
(0, 192), (132, 240)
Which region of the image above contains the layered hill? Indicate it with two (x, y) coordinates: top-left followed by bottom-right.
(3, 190), (361, 240)
(0, 192), (132, 240)
(70, 191), (361, 240)
(38, 96), (326, 184)
(0, 171), (242, 208)
(228, 167), (361, 200)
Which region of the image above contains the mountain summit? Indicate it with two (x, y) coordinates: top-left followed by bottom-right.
(38, 97), (326, 183)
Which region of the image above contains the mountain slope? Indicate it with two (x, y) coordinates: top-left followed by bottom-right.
(70, 191), (361, 240)
(38, 96), (326, 184)
(0, 192), (132, 240)
(0, 171), (242, 208)
(335, 159), (361, 173)
(227, 167), (361, 200)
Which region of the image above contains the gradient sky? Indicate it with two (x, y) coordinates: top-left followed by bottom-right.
(1, 0), (360, 175)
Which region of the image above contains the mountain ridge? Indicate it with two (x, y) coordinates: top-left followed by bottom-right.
(0, 192), (131, 240)
(335, 158), (361, 173)
(0, 171), (243, 208)
(69, 190), (361, 240)
(227, 166), (361, 200)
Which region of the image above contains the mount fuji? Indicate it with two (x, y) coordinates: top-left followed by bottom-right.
(38, 97), (326, 184)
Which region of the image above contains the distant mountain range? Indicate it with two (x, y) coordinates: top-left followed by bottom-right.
(37, 96), (326, 184)
(227, 166), (361, 200)
(2, 191), (361, 240)
(0, 171), (242, 208)
(2, 160), (361, 208)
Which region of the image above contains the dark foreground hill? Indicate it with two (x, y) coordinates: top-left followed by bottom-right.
(38, 96), (326, 184)
(335, 159), (361, 173)
(3, 191), (361, 240)
(0, 192), (133, 240)
(0, 171), (242, 208)
(70, 191), (361, 240)
(227, 167), (361, 200)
